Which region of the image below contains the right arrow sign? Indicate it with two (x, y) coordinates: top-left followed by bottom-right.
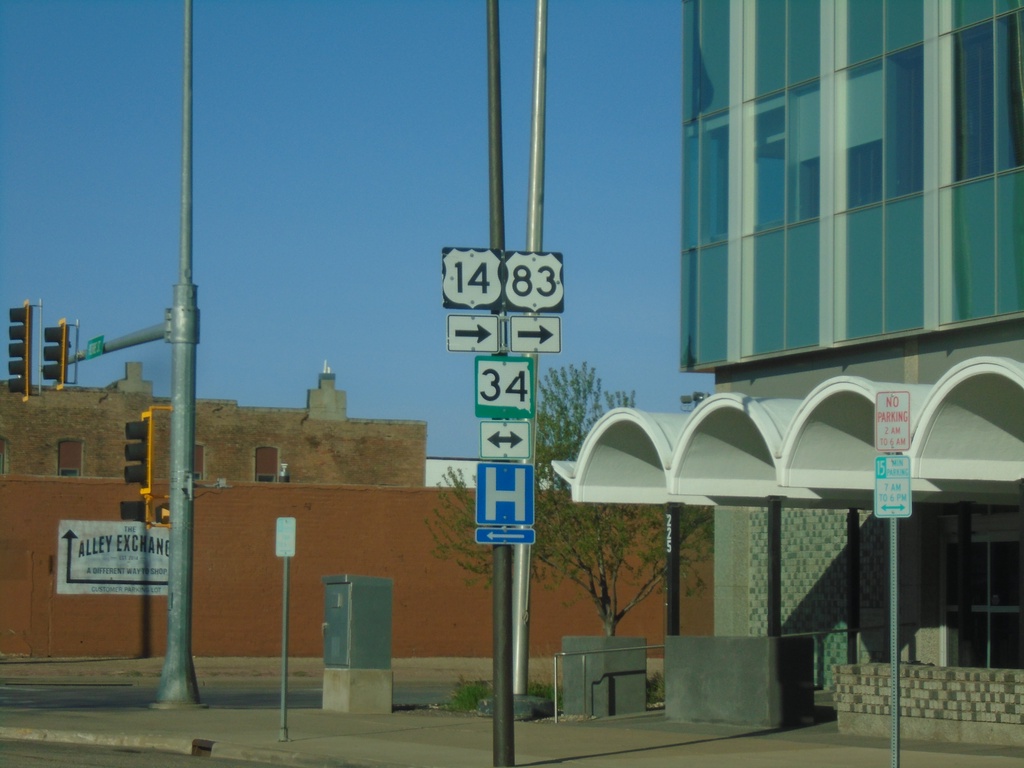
(446, 314), (500, 353)
(509, 315), (561, 354)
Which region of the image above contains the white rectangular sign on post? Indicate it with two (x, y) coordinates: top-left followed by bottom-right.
(446, 314), (501, 353)
(480, 420), (531, 460)
(874, 455), (912, 518)
(475, 356), (535, 419)
(276, 517), (296, 558)
(509, 315), (561, 354)
(875, 390), (911, 453)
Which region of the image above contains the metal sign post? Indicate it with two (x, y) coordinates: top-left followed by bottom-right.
(874, 391), (912, 768)
(276, 517), (296, 742)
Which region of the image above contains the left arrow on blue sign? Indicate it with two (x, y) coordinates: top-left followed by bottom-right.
(475, 527), (536, 545)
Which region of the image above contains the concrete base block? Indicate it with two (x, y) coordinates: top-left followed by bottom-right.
(665, 636), (814, 728)
(322, 668), (393, 714)
(561, 636), (647, 718)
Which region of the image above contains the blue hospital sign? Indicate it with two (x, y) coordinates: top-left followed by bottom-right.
(475, 462), (535, 526)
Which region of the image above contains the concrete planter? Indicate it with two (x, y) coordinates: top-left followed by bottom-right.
(664, 635), (815, 728)
(560, 636), (647, 718)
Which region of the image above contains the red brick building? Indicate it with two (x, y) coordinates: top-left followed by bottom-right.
(0, 363), (426, 488)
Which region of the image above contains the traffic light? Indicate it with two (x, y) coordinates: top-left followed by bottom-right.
(124, 414), (153, 495)
(120, 499), (148, 522)
(8, 301), (33, 400)
(42, 318), (70, 389)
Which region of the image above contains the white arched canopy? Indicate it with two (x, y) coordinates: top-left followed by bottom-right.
(553, 357), (1024, 508)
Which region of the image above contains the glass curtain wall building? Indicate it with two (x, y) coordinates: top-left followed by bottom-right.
(682, 0), (1024, 369)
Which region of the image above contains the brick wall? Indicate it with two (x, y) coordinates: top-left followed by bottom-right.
(0, 368), (425, 487)
(834, 663), (1024, 746)
(1, 477), (712, 659)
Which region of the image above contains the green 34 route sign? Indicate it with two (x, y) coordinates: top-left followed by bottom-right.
(475, 356), (535, 419)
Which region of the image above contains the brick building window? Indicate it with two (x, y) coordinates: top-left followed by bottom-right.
(0, 438), (6, 474)
(255, 446), (279, 482)
(194, 444), (205, 481)
(58, 440), (83, 477)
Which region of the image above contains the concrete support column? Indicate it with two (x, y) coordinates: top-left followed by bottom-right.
(767, 497), (783, 638)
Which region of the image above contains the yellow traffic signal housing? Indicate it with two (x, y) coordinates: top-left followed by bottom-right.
(8, 301), (33, 400)
(124, 415), (153, 494)
(122, 406), (173, 528)
(42, 318), (70, 389)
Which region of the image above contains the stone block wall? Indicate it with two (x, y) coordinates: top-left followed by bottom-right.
(834, 663), (1024, 746)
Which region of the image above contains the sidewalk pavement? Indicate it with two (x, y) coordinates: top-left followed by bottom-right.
(3, 657), (1024, 768)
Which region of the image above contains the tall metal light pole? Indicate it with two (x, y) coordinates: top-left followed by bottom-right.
(156, 0), (201, 707)
(512, 0), (548, 696)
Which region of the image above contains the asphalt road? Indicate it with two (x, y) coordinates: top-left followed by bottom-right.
(0, 679), (455, 710)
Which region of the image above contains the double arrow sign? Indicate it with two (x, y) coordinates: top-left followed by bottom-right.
(446, 315), (560, 354)
(480, 420), (531, 460)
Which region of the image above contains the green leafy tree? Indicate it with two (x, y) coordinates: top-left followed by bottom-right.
(428, 362), (713, 636)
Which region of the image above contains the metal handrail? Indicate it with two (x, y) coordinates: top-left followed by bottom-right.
(552, 643), (664, 723)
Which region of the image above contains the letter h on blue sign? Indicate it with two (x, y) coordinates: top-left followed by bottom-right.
(476, 463), (535, 526)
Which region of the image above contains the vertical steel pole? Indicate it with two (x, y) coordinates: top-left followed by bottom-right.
(157, 0), (200, 707)
(487, 2), (513, 764)
(279, 555), (291, 742)
(513, 0), (548, 697)
(890, 518), (900, 768)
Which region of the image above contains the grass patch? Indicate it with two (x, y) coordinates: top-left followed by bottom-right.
(646, 671), (664, 706)
(446, 678), (555, 712)
(447, 679), (492, 711)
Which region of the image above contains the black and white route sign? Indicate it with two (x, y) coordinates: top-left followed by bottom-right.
(442, 248), (503, 310)
(480, 420), (531, 460)
(447, 314), (501, 353)
(509, 315), (561, 353)
(503, 251), (564, 312)
(442, 248), (564, 312)
(476, 355), (535, 419)
(57, 520), (169, 595)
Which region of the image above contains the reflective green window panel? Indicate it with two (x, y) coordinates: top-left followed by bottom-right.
(754, 95), (786, 231)
(752, 231), (786, 354)
(786, 221), (819, 348)
(788, 0), (820, 85)
(684, 0), (730, 119)
(955, 0), (995, 28)
(884, 196), (924, 332)
(788, 83), (820, 222)
(886, 46), (924, 197)
(952, 178), (996, 320)
(955, 22), (995, 181)
(681, 249), (699, 368)
(847, 61), (884, 208)
(846, 206), (884, 338)
(683, 122), (699, 250)
(756, 0), (786, 96)
(700, 112), (730, 244)
(848, 0), (883, 65)
(996, 12), (1024, 171)
(698, 245), (729, 363)
(997, 170), (1024, 313)
(683, 0), (698, 122)
(886, 0), (923, 52)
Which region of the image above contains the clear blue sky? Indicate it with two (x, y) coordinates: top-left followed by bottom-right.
(0, 0), (711, 459)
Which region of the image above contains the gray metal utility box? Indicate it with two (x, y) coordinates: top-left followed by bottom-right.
(321, 574), (393, 713)
(322, 574), (392, 670)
